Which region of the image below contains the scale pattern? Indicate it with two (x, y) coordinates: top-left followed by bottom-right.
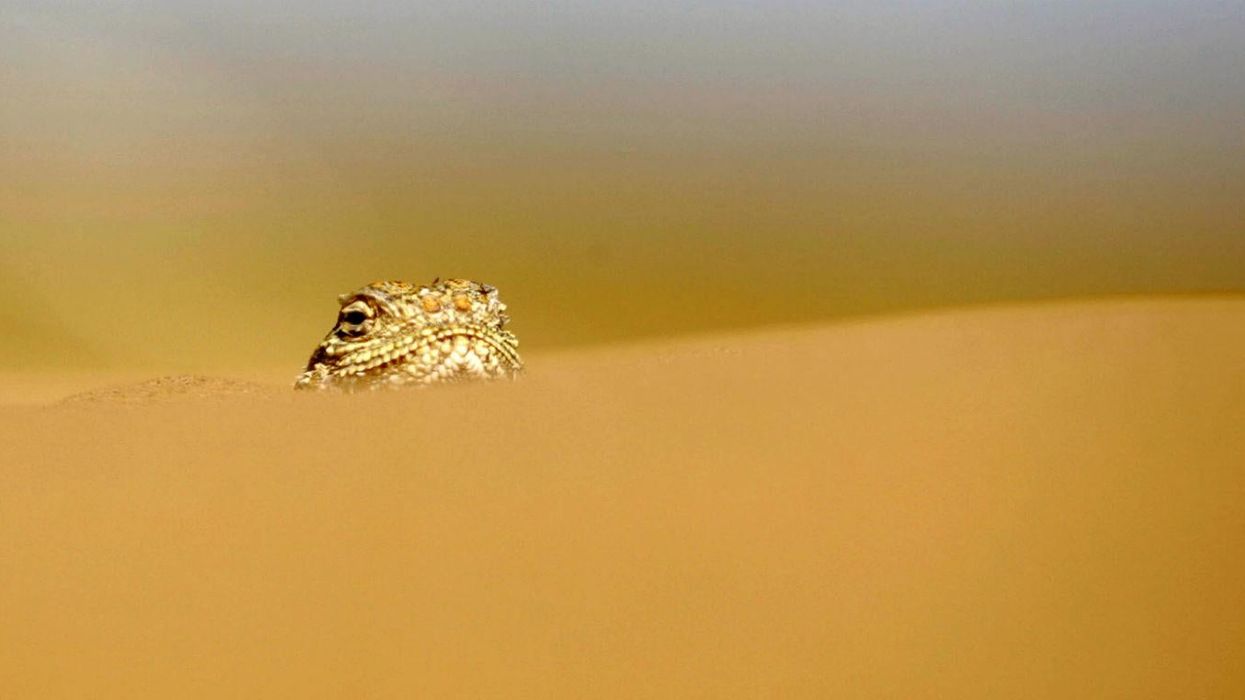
(295, 278), (522, 391)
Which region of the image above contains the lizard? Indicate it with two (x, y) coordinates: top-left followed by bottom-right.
(294, 278), (522, 391)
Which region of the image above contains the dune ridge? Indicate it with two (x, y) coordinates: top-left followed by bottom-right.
(2, 297), (1243, 697)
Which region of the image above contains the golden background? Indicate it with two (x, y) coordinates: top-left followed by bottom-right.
(3, 2), (1243, 370)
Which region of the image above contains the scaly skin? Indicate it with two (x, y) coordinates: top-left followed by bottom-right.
(295, 278), (522, 391)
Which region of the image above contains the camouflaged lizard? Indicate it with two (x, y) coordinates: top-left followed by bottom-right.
(295, 278), (521, 391)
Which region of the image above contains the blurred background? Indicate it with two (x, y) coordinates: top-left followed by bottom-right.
(2, 1), (1242, 371)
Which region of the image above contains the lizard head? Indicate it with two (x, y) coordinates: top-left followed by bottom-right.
(294, 278), (520, 391)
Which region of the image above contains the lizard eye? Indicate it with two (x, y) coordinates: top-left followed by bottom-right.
(337, 301), (374, 335)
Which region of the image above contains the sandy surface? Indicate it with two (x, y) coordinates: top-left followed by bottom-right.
(2, 298), (1243, 697)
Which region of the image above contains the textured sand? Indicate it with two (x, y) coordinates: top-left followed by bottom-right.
(2, 298), (1243, 697)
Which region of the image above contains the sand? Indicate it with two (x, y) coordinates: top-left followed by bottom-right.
(2, 297), (1243, 697)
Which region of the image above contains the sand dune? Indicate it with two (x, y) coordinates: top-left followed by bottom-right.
(2, 298), (1243, 697)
